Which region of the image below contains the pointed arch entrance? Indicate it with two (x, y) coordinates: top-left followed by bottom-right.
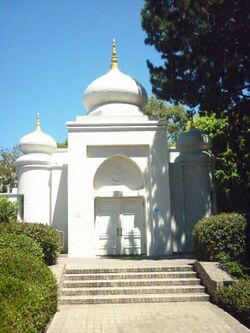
(93, 155), (146, 255)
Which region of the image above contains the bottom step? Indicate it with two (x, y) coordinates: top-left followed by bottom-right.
(60, 293), (209, 305)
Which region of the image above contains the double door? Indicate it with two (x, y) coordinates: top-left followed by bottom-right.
(95, 197), (145, 255)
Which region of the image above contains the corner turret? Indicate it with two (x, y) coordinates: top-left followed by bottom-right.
(16, 115), (56, 224)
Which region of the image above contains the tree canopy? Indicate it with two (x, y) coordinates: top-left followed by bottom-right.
(141, 0), (250, 216)
(57, 139), (68, 148)
(143, 97), (188, 143)
(193, 113), (241, 212)
(0, 146), (21, 193)
(141, 0), (249, 114)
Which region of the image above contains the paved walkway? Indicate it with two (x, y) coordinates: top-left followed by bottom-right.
(46, 257), (249, 333)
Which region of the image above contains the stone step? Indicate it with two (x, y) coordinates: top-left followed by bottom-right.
(62, 277), (201, 288)
(61, 285), (205, 296)
(64, 271), (197, 281)
(59, 264), (208, 305)
(65, 265), (193, 274)
(60, 293), (210, 305)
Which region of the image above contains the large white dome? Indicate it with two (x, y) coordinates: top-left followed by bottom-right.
(83, 40), (148, 116)
(19, 114), (56, 155)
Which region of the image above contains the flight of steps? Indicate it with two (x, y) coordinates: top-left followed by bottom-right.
(59, 265), (209, 304)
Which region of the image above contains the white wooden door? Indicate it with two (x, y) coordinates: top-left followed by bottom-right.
(95, 199), (120, 255)
(120, 198), (145, 255)
(95, 198), (145, 255)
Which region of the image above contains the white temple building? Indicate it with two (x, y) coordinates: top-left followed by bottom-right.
(16, 40), (216, 257)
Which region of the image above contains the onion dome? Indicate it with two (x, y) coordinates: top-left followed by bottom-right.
(176, 127), (210, 152)
(83, 39), (148, 116)
(19, 114), (57, 155)
(16, 153), (53, 167)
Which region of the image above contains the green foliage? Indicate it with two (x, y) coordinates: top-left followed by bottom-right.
(215, 252), (248, 279)
(192, 213), (247, 261)
(143, 97), (188, 143)
(0, 146), (21, 193)
(0, 222), (60, 265)
(141, 1), (250, 217)
(57, 138), (68, 148)
(141, 0), (248, 112)
(0, 198), (17, 222)
(196, 110), (250, 218)
(193, 113), (245, 212)
(0, 277), (35, 333)
(193, 113), (228, 140)
(0, 232), (44, 262)
(218, 278), (250, 328)
(0, 249), (57, 333)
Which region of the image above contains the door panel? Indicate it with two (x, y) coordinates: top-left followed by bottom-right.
(95, 199), (119, 255)
(121, 198), (144, 255)
(95, 197), (145, 255)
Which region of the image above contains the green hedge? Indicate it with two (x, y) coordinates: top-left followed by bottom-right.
(218, 278), (250, 328)
(192, 213), (247, 261)
(215, 252), (248, 279)
(0, 232), (44, 261)
(0, 248), (57, 333)
(0, 221), (60, 265)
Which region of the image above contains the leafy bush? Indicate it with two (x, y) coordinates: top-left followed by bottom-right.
(0, 248), (57, 333)
(192, 213), (247, 261)
(0, 222), (60, 265)
(218, 278), (250, 328)
(215, 252), (248, 279)
(0, 198), (17, 222)
(0, 275), (38, 333)
(0, 232), (43, 261)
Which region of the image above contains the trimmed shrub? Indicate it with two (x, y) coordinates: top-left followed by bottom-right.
(0, 198), (17, 222)
(0, 248), (57, 333)
(0, 232), (44, 261)
(218, 278), (250, 328)
(215, 252), (248, 279)
(0, 275), (36, 333)
(192, 213), (247, 261)
(0, 221), (60, 265)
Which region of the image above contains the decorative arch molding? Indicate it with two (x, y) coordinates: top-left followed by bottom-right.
(93, 155), (144, 190)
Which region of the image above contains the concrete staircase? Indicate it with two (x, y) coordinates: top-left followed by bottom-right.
(59, 265), (209, 304)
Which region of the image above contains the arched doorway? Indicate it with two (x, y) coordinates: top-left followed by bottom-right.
(93, 155), (145, 255)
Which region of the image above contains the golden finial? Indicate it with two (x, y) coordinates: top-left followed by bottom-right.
(35, 113), (41, 130)
(111, 38), (118, 69)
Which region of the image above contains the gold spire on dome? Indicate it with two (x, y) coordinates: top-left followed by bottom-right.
(35, 113), (41, 131)
(111, 39), (118, 69)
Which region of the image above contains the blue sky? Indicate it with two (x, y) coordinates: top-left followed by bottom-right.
(0, 0), (162, 148)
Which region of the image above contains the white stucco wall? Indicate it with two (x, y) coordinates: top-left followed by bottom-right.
(149, 128), (171, 256)
(66, 115), (171, 257)
(169, 150), (215, 252)
(51, 149), (68, 252)
(15, 122), (215, 257)
(17, 165), (51, 224)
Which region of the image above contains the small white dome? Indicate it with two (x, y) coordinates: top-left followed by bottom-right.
(83, 40), (148, 115)
(19, 114), (56, 155)
(16, 153), (53, 166)
(176, 128), (210, 152)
